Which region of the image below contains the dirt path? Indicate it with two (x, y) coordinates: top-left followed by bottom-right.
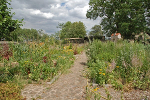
(21, 52), (87, 100)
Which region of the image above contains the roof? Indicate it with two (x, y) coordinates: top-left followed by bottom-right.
(111, 33), (121, 36)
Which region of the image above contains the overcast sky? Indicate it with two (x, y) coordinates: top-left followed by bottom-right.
(9, 0), (101, 35)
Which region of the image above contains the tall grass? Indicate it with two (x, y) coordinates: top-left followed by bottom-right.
(87, 40), (150, 90)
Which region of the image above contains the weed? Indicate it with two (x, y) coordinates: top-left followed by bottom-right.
(87, 40), (150, 90)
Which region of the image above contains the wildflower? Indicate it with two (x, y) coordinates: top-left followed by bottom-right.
(43, 59), (47, 63)
(43, 56), (47, 63)
(99, 69), (102, 71)
(93, 87), (99, 91)
(109, 64), (111, 67)
(99, 72), (102, 74)
(25, 61), (28, 64)
(28, 73), (32, 78)
(116, 66), (119, 68)
(102, 73), (105, 75)
(43, 56), (47, 59)
(105, 67), (107, 69)
(39, 42), (44, 46)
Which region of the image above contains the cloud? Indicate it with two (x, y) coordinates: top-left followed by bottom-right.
(30, 9), (54, 19)
(9, 0), (101, 35)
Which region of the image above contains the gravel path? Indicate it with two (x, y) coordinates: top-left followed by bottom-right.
(21, 52), (87, 100)
(21, 51), (150, 100)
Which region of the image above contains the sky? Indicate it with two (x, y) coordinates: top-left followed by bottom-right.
(9, 0), (101, 35)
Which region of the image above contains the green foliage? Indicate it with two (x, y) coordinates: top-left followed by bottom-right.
(86, 0), (149, 39)
(0, 0), (23, 41)
(87, 40), (150, 90)
(89, 25), (103, 36)
(7, 42), (74, 81)
(0, 38), (85, 98)
(0, 82), (23, 100)
(57, 21), (86, 39)
(0, 39), (85, 83)
(11, 28), (50, 42)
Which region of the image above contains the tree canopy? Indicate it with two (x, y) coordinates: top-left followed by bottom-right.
(0, 0), (23, 41)
(86, 0), (150, 39)
(57, 21), (86, 39)
(89, 25), (103, 36)
(11, 28), (50, 42)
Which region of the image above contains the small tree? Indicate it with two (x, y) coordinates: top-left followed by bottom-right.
(0, 0), (23, 41)
(89, 25), (103, 36)
(57, 21), (86, 39)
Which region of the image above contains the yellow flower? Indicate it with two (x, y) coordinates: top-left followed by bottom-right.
(25, 61), (28, 64)
(109, 64), (111, 67)
(39, 42), (44, 46)
(116, 66), (119, 68)
(102, 73), (105, 75)
(99, 69), (102, 71)
(99, 72), (102, 74)
(29, 73), (32, 78)
(93, 87), (99, 91)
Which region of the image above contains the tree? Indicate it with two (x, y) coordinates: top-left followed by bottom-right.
(0, 0), (23, 41)
(59, 21), (72, 39)
(89, 25), (103, 36)
(86, 0), (149, 39)
(144, 0), (150, 33)
(11, 28), (50, 42)
(57, 21), (86, 39)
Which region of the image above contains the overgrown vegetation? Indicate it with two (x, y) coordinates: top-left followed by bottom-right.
(86, 40), (150, 91)
(0, 39), (84, 99)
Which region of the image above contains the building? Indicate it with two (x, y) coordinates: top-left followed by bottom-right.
(111, 33), (121, 41)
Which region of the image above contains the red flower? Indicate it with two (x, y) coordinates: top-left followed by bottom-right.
(43, 59), (47, 63)
(43, 56), (47, 60)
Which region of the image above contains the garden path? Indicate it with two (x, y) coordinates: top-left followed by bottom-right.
(21, 51), (150, 100)
(21, 51), (87, 100)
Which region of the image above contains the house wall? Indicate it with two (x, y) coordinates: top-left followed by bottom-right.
(118, 34), (121, 38)
(111, 35), (121, 41)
